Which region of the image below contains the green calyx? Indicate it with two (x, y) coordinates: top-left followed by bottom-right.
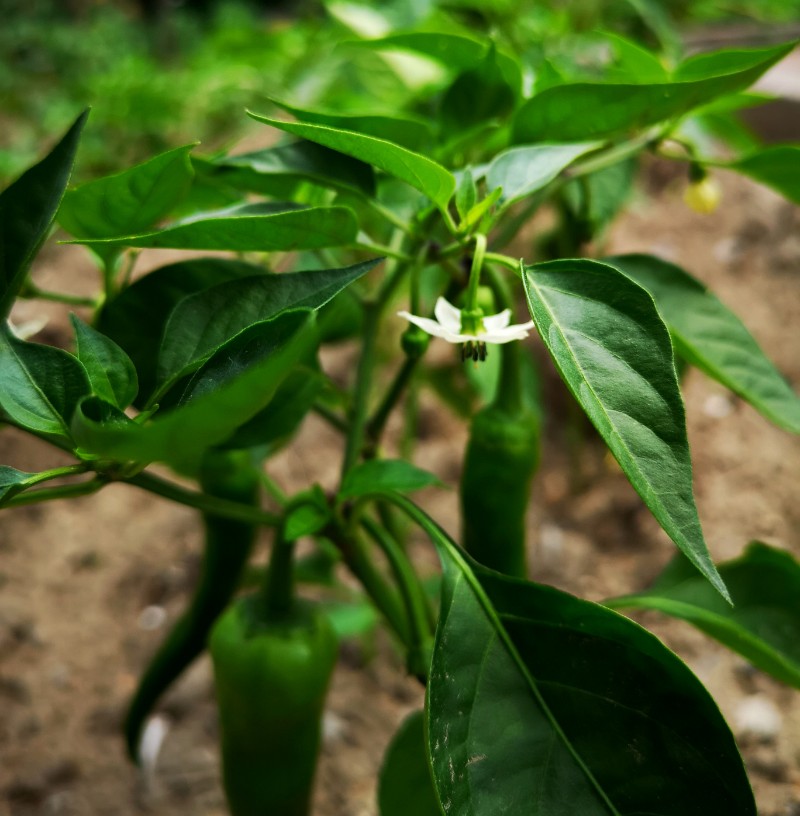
(459, 306), (485, 336)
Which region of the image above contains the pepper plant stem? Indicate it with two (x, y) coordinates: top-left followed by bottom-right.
(364, 356), (418, 455)
(126, 471), (280, 527)
(361, 516), (433, 678)
(328, 519), (411, 645)
(341, 299), (381, 477)
(262, 533), (296, 618)
(2, 477), (106, 507)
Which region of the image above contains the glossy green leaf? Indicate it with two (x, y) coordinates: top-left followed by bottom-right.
(350, 32), (522, 94)
(387, 496), (754, 816)
(69, 315), (138, 409)
(157, 259), (379, 392)
(513, 42), (793, 143)
(522, 259), (727, 599)
(248, 113), (456, 211)
(203, 140), (376, 197)
(378, 710), (441, 816)
(269, 98), (432, 152)
(97, 258), (263, 407)
(672, 44), (791, 82)
(0, 466), (36, 504)
(0, 326), (90, 444)
(58, 144), (195, 241)
(220, 367), (322, 452)
(607, 541), (800, 689)
(283, 488), (331, 543)
(561, 158), (638, 234)
(351, 31), (486, 70)
(603, 32), (669, 83)
(606, 254), (800, 433)
(0, 110), (87, 318)
(72, 395), (139, 447)
(460, 187), (502, 232)
(69, 204), (358, 253)
(455, 169), (477, 222)
(339, 460), (442, 501)
(487, 142), (601, 206)
(322, 597), (379, 641)
(728, 146), (800, 205)
(72, 311), (314, 470)
(439, 46), (517, 134)
(0, 464), (92, 506)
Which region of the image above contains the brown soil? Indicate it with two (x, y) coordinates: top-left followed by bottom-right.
(1, 170), (799, 816)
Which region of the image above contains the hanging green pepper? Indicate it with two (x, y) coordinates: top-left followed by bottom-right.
(124, 450), (260, 762)
(209, 521), (338, 816)
(459, 301), (540, 577)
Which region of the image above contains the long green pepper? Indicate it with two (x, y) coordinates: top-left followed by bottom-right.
(459, 329), (540, 577)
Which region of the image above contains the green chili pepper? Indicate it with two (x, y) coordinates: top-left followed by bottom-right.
(459, 324), (540, 577)
(209, 529), (338, 816)
(124, 450), (260, 763)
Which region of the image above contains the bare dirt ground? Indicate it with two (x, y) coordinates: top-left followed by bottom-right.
(0, 169), (799, 816)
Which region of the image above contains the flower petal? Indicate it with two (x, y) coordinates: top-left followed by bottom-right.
(434, 297), (463, 333)
(482, 309), (511, 332)
(397, 311), (463, 342)
(482, 321), (535, 343)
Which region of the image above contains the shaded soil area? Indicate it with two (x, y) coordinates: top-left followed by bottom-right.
(1, 170), (799, 815)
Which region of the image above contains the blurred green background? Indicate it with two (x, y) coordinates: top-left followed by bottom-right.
(2, 0), (798, 185)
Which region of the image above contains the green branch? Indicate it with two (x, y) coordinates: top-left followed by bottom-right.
(126, 471), (280, 527)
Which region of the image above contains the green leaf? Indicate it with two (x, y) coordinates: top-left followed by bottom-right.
(350, 32), (522, 94)
(58, 144), (195, 241)
(157, 259), (379, 392)
(606, 254), (800, 433)
(0, 110), (87, 318)
(322, 597), (379, 641)
(201, 140), (376, 197)
(68, 204), (359, 253)
(439, 45), (517, 134)
(97, 258), (263, 407)
(269, 98), (433, 152)
(486, 142), (601, 207)
(0, 466), (36, 504)
(728, 146), (800, 205)
(602, 32), (669, 83)
(248, 113), (456, 211)
(71, 395), (139, 450)
(349, 31), (486, 69)
(388, 496), (754, 816)
(72, 311), (315, 470)
(283, 487), (331, 543)
(0, 326), (90, 444)
(562, 158), (638, 233)
(220, 367), (322, 452)
(460, 187), (502, 232)
(0, 465), (90, 506)
(522, 259), (728, 599)
(339, 460), (442, 501)
(672, 44), (791, 82)
(378, 710), (442, 816)
(513, 42), (793, 143)
(607, 542), (800, 689)
(455, 169), (477, 222)
(69, 315), (138, 409)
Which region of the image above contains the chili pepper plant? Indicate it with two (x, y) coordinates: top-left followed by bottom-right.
(2, 16), (800, 815)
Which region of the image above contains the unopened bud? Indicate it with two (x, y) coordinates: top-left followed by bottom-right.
(684, 174), (721, 215)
